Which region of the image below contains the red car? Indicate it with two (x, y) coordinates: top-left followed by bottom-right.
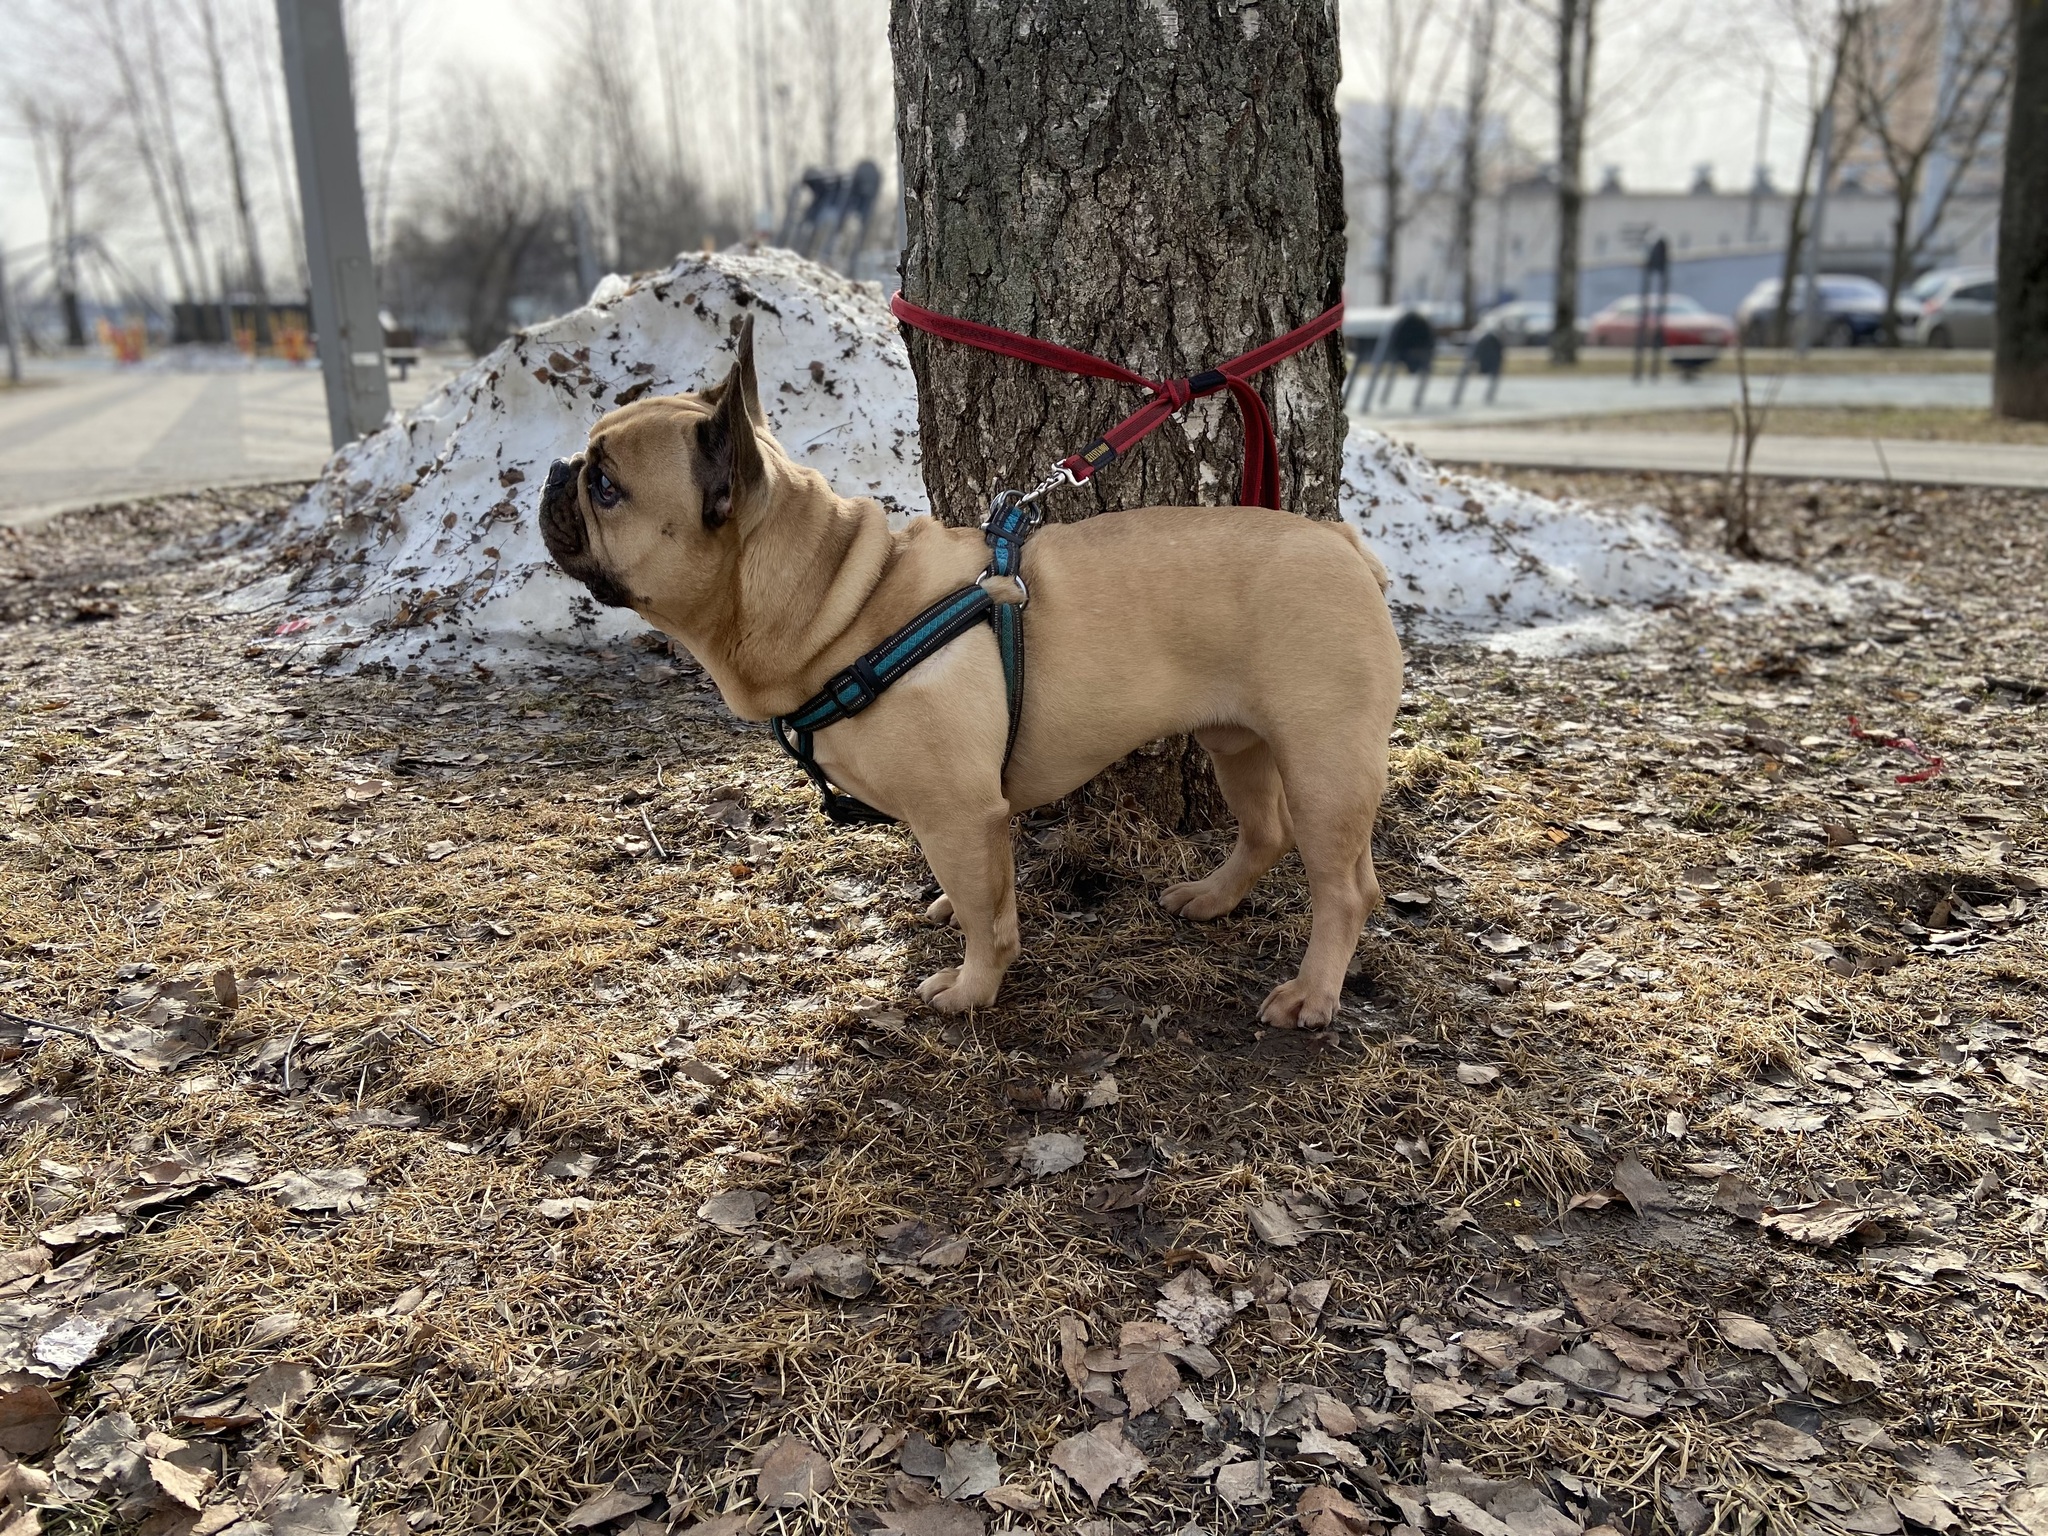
(1584, 293), (1734, 371)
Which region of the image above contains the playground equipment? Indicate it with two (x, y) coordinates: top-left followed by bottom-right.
(1343, 307), (1437, 411)
(777, 160), (884, 274)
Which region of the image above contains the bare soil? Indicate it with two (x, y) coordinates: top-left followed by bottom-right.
(1, 473), (2044, 1536)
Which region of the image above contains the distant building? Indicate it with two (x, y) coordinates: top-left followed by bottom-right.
(1350, 172), (2000, 319)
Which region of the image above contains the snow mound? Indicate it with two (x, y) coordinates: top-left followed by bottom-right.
(263, 248), (924, 669)
(1339, 434), (1842, 655)
(256, 249), (1840, 670)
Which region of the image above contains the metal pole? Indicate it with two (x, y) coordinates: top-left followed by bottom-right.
(275, 0), (389, 448)
(0, 246), (22, 385)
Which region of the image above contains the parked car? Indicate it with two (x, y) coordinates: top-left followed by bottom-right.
(1584, 293), (1734, 369)
(1472, 300), (1555, 346)
(1908, 267), (1996, 347)
(1735, 274), (1919, 346)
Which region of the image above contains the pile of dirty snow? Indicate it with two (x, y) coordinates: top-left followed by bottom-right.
(249, 249), (1841, 671)
(257, 249), (924, 669)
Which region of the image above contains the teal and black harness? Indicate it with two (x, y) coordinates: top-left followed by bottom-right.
(770, 290), (1347, 826)
(771, 491), (1038, 825)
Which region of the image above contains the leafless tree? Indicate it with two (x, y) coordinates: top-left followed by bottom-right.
(1347, 0), (1460, 305)
(194, 0), (273, 342)
(1766, 0), (1853, 348)
(388, 75), (574, 354)
(20, 95), (110, 346)
(1547, 0), (1594, 362)
(95, 0), (198, 305)
(1450, 0), (1503, 328)
(143, 0), (213, 309)
(1844, 0), (2014, 342)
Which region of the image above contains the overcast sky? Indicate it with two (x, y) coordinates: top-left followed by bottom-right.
(0, 0), (1828, 299)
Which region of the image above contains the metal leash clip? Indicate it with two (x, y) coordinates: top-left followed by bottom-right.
(981, 460), (1079, 531)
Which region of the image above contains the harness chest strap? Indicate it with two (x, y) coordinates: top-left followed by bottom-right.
(771, 494), (1037, 826)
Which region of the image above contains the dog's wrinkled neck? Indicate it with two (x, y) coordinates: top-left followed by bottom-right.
(669, 454), (896, 720)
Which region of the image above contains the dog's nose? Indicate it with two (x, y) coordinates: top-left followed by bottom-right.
(544, 458), (574, 499)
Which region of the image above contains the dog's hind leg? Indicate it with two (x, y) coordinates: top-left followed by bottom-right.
(909, 798), (1019, 1013)
(1161, 725), (1294, 922)
(1258, 740), (1385, 1029)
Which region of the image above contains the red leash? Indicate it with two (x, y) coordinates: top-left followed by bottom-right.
(1847, 715), (1945, 783)
(890, 292), (1345, 510)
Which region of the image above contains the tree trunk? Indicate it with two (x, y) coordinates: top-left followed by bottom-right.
(1998, 0), (2048, 420)
(199, 0), (272, 346)
(145, 4), (211, 300)
(1549, 0), (1593, 365)
(1379, 124), (1403, 306)
(890, 0), (1347, 831)
(1771, 95), (1825, 348)
(1452, 0), (1499, 331)
(103, 1), (197, 305)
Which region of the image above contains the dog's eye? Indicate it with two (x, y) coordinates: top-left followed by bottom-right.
(592, 469), (622, 509)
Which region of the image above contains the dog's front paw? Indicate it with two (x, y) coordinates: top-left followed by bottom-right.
(1258, 977), (1340, 1030)
(1161, 877), (1239, 922)
(916, 966), (998, 1013)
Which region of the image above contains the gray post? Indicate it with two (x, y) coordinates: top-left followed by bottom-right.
(0, 246), (21, 385)
(275, 0), (389, 447)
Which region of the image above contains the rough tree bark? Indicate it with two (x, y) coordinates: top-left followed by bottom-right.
(1998, 0), (2048, 420)
(890, 0), (1347, 829)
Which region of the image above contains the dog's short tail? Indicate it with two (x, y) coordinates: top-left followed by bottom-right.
(1338, 523), (1391, 594)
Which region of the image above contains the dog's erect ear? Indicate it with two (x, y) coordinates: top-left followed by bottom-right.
(693, 346), (764, 530)
(697, 315), (762, 425)
(731, 314), (761, 425)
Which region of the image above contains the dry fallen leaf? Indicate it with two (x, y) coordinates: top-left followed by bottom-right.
(270, 1168), (376, 1215)
(935, 1441), (1000, 1501)
(1456, 1062), (1500, 1087)
(1080, 1072), (1120, 1109)
(1119, 1351), (1182, 1417)
(396, 1420), (451, 1484)
(0, 1384), (63, 1457)
(1745, 1419), (1826, 1472)
(1018, 1131), (1084, 1178)
(1611, 1154), (1671, 1216)
(1213, 1459), (1271, 1507)
(1247, 1197), (1305, 1248)
(537, 1197), (592, 1222)
(696, 1189), (770, 1233)
(541, 1150), (603, 1180)
(783, 1245), (874, 1300)
(36, 1211), (128, 1249)
(755, 1434), (834, 1510)
(1050, 1421), (1147, 1503)
(1299, 1484), (1377, 1536)
(1759, 1200), (1877, 1247)
(245, 1361), (317, 1417)
(1800, 1327), (1887, 1389)
(565, 1487), (654, 1530)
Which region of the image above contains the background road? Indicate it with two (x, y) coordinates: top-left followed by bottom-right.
(0, 362), (455, 527)
(2, 354), (2039, 528)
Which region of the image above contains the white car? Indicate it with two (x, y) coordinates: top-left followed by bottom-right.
(1909, 267), (1996, 348)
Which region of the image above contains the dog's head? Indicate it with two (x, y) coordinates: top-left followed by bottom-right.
(537, 315), (767, 625)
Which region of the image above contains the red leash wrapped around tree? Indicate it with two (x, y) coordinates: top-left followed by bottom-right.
(890, 292), (1345, 511)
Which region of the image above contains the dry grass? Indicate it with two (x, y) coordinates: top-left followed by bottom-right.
(2, 476), (2046, 1535)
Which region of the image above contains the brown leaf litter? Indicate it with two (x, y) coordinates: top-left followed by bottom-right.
(1, 475), (2046, 1532)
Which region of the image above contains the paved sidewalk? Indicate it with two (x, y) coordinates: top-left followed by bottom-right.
(0, 362), (453, 527)
(1388, 425), (2048, 488)
(1357, 362), (1991, 424)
